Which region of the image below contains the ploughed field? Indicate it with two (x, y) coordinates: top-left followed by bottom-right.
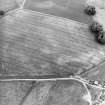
(0, 0), (105, 105)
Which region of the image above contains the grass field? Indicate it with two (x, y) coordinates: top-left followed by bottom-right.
(24, 0), (93, 25)
(0, 80), (88, 105)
